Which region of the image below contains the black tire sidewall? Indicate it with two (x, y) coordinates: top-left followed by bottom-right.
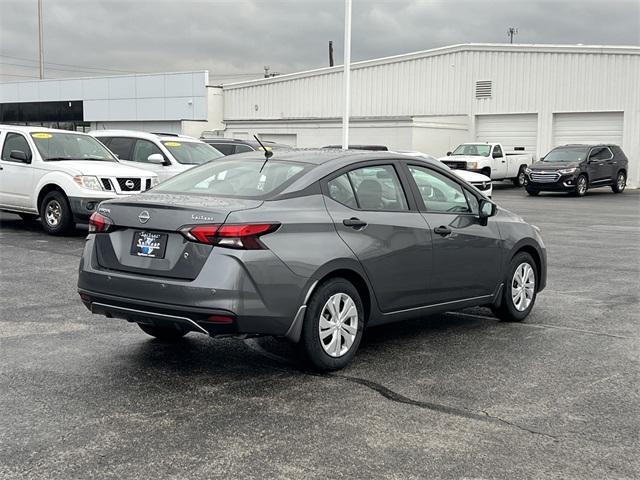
(300, 278), (364, 371)
(513, 166), (526, 187)
(575, 175), (588, 197)
(497, 252), (538, 322)
(612, 172), (626, 193)
(40, 191), (74, 235)
(526, 188), (539, 196)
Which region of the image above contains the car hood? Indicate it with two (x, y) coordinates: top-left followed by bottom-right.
(530, 161), (580, 171)
(44, 160), (156, 177)
(453, 169), (491, 182)
(439, 155), (487, 162)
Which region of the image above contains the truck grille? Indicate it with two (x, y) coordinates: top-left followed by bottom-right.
(116, 178), (141, 191)
(101, 178), (112, 190)
(443, 161), (467, 170)
(530, 171), (560, 183)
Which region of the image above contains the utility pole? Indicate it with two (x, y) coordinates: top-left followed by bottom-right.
(341, 0), (352, 150)
(263, 65), (270, 78)
(38, 0), (44, 79)
(507, 26), (518, 44)
(329, 41), (334, 67)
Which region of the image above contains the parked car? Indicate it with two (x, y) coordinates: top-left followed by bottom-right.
(440, 143), (536, 186)
(323, 144), (389, 151)
(200, 137), (290, 156)
(0, 125), (157, 235)
(91, 131), (223, 182)
(78, 149), (546, 371)
(525, 144), (628, 197)
(393, 150), (492, 197)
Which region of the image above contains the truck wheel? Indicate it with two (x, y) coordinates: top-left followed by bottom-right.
(39, 191), (75, 235)
(512, 166), (527, 187)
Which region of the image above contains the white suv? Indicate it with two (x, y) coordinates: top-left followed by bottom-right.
(90, 130), (223, 182)
(0, 125), (157, 235)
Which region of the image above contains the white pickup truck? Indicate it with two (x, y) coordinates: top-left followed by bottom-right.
(0, 125), (157, 235)
(440, 143), (536, 187)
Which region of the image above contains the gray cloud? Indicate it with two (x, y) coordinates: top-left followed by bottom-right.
(1, 0), (638, 84)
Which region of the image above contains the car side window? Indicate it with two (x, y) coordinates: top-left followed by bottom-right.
(133, 139), (164, 163)
(234, 144), (253, 154)
(209, 143), (236, 155)
(493, 145), (503, 158)
(347, 165), (408, 211)
(1, 133), (32, 162)
(105, 137), (134, 160)
(327, 174), (357, 208)
(408, 166), (471, 213)
(589, 147), (613, 161)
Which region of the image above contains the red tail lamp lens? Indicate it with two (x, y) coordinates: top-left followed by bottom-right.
(179, 223), (279, 249)
(188, 224), (220, 244)
(217, 224), (278, 237)
(206, 315), (235, 324)
(89, 212), (113, 233)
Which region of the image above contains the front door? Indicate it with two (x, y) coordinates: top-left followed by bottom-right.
(404, 164), (502, 304)
(0, 132), (35, 209)
(322, 163), (434, 313)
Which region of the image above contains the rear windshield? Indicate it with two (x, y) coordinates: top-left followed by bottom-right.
(30, 132), (116, 162)
(543, 147), (588, 162)
(152, 158), (309, 198)
(162, 141), (223, 165)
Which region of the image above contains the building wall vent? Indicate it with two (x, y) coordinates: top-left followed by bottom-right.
(475, 80), (492, 99)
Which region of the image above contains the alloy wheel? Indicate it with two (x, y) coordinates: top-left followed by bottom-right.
(45, 200), (62, 227)
(577, 176), (587, 195)
(511, 262), (535, 312)
(617, 173), (626, 191)
(318, 292), (358, 358)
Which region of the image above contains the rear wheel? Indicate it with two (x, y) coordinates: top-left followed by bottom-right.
(512, 166), (527, 187)
(573, 174), (588, 197)
(19, 213), (39, 222)
(298, 278), (364, 371)
(491, 252), (538, 322)
(138, 323), (187, 341)
(611, 171), (626, 193)
(40, 191), (75, 235)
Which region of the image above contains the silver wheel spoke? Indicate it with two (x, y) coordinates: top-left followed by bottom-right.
(341, 322), (357, 336)
(319, 292), (359, 358)
(511, 262), (535, 312)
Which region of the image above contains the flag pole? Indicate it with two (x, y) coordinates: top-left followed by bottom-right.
(341, 0), (352, 150)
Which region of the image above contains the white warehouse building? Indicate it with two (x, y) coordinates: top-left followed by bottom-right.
(223, 44), (640, 187)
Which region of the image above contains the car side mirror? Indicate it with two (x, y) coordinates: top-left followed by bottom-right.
(147, 153), (166, 165)
(479, 199), (497, 221)
(446, 151), (452, 156)
(9, 150), (30, 163)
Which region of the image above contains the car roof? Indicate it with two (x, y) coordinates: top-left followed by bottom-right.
(90, 129), (202, 143)
(0, 124), (90, 135)
(556, 143), (617, 148)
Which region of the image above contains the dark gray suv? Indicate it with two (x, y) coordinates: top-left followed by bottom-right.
(78, 150), (547, 370)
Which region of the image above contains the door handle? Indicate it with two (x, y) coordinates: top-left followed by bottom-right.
(343, 217), (367, 228)
(434, 226), (452, 236)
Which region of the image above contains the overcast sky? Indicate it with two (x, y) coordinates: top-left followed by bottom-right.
(1, 0), (638, 84)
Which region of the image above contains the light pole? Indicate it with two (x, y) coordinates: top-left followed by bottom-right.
(38, 0), (44, 79)
(341, 0), (352, 150)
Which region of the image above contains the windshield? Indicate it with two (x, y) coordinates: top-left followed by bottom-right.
(152, 158), (308, 198)
(451, 144), (491, 156)
(162, 141), (223, 165)
(542, 147), (588, 163)
(31, 132), (116, 162)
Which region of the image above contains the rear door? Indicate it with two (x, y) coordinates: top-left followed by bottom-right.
(322, 162), (434, 312)
(0, 131), (35, 209)
(587, 146), (614, 185)
(403, 163), (502, 304)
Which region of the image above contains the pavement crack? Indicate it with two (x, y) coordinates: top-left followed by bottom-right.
(242, 338), (559, 441)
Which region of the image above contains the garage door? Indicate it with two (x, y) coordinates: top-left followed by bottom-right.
(475, 114), (538, 152)
(552, 112), (623, 146)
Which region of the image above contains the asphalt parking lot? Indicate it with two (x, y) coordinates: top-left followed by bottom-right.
(1, 186), (638, 480)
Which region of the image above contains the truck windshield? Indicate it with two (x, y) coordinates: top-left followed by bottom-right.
(162, 141), (223, 165)
(451, 144), (491, 156)
(543, 147), (588, 162)
(31, 132), (117, 162)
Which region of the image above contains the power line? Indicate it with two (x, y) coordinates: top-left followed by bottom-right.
(0, 53), (137, 74)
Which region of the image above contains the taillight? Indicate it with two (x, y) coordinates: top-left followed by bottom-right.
(179, 223), (279, 249)
(89, 212), (113, 233)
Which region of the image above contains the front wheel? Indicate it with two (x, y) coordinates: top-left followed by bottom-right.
(611, 171), (626, 193)
(512, 166), (527, 187)
(298, 278), (364, 371)
(138, 323), (187, 341)
(573, 174), (588, 197)
(39, 191), (75, 235)
(491, 252), (538, 322)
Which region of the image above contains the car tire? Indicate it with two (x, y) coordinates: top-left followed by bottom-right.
(526, 188), (539, 196)
(138, 323), (187, 340)
(40, 191), (75, 235)
(298, 278), (364, 371)
(491, 252), (538, 322)
(611, 171), (626, 193)
(512, 166), (526, 187)
(573, 174), (588, 197)
(19, 213), (39, 222)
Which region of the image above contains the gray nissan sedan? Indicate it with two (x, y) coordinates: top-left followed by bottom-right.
(78, 149), (546, 371)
